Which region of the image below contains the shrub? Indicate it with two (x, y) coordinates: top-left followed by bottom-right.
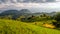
(53, 12), (60, 28)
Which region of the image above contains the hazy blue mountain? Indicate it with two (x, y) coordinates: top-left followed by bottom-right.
(0, 10), (19, 16)
(0, 9), (31, 19)
(0, 9), (31, 15)
(20, 9), (31, 13)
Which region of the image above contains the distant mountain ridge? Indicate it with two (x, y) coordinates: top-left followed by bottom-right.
(0, 9), (31, 19)
(0, 9), (56, 19)
(0, 9), (31, 15)
(0, 9), (56, 16)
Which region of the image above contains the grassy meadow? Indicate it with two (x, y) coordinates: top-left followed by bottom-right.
(0, 10), (60, 34)
(0, 19), (60, 34)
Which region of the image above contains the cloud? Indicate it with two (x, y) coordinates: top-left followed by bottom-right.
(0, 0), (59, 3)
(56, 0), (60, 1)
(0, 2), (60, 9)
(7, 2), (60, 8)
(0, 5), (7, 9)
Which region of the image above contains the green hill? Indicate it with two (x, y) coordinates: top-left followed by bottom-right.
(0, 19), (60, 34)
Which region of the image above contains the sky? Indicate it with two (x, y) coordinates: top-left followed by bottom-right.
(0, 0), (60, 12)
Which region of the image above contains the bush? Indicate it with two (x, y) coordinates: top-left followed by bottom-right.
(53, 12), (60, 28)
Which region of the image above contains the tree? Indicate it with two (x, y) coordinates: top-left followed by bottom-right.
(53, 12), (60, 28)
(55, 12), (60, 21)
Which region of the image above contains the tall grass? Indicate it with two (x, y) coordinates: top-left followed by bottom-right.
(0, 19), (60, 34)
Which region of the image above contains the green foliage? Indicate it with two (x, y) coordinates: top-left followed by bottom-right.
(53, 12), (60, 28)
(0, 15), (12, 20)
(54, 12), (60, 21)
(19, 14), (52, 22)
(0, 19), (60, 34)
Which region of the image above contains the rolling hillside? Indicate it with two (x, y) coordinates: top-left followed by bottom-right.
(0, 19), (60, 34)
(0, 9), (31, 16)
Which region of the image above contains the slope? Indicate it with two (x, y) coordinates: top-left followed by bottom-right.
(0, 19), (60, 34)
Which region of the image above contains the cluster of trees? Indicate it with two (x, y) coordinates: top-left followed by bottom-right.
(19, 13), (60, 28)
(19, 14), (52, 22)
(0, 13), (52, 22)
(52, 12), (60, 28)
(0, 11), (60, 28)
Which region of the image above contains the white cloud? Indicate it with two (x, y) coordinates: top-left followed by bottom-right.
(0, 2), (60, 9)
(0, 5), (7, 9)
(56, 0), (60, 1)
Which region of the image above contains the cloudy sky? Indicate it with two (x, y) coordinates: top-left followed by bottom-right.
(0, 0), (60, 12)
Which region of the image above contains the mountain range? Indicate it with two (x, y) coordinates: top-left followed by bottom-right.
(0, 9), (32, 19)
(0, 9), (57, 20)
